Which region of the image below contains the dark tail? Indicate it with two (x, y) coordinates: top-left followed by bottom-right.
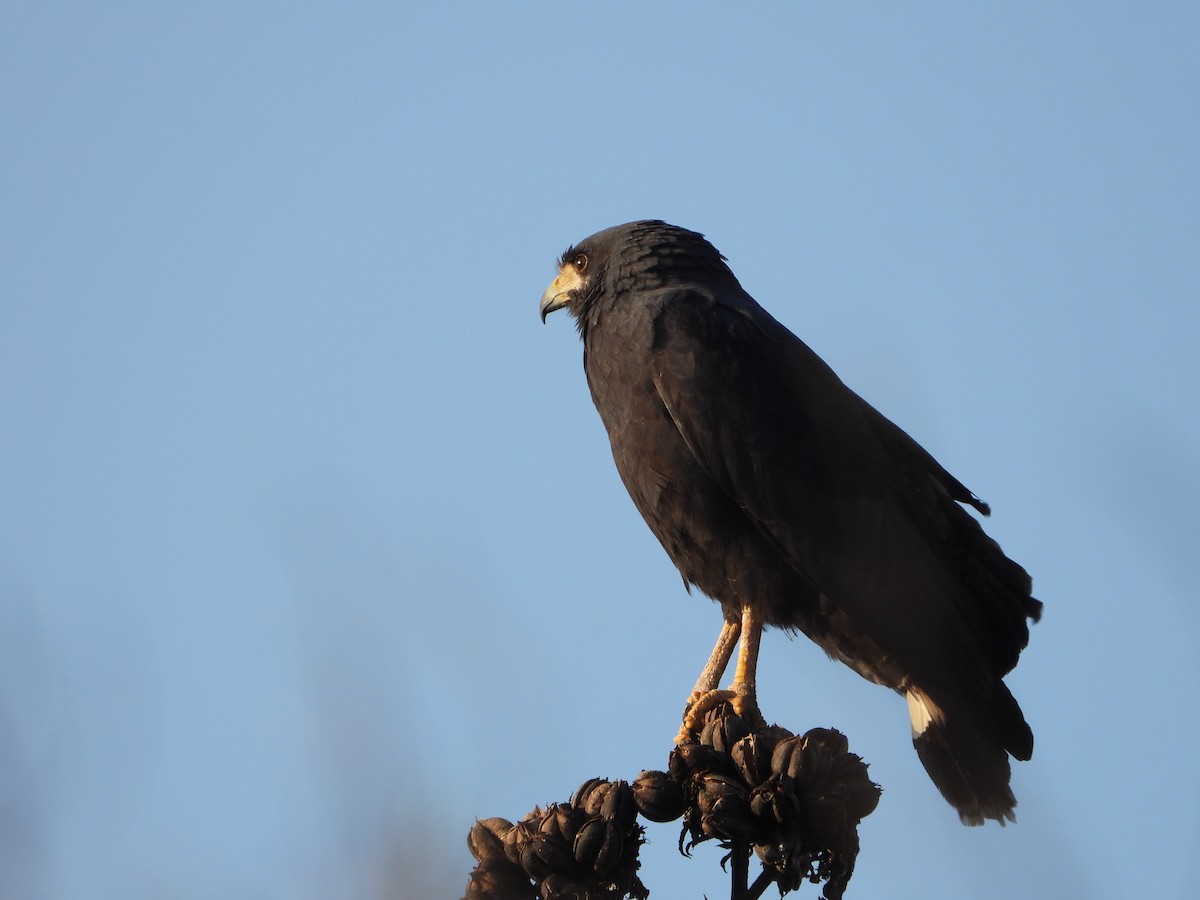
(911, 682), (1032, 826)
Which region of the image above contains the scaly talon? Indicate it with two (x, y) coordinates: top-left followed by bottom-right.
(677, 688), (737, 743)
(674, 605), (765, 744)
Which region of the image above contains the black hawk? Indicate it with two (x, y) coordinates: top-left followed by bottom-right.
(539, 220), (1042, 826)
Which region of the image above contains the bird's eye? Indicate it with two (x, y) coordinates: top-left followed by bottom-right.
(572, 253), (588, 272)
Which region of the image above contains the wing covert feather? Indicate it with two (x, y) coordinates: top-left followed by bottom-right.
(647, 290), (1004, 688)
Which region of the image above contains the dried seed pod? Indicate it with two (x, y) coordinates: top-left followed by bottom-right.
(592, 820), (626, 876)
(749, 773), (801, 826)
(759, 723), (795, 746)
(770, 733), (806, 779)
(804, 774), (881, 836)
(536, 873), (589, 900)
(537, 804), (581, 845)
(795, 733), (836, 787)
(570, 816), (607, 870)
(759, 840), (809, 896)
(570, 778), (611, 816)
(695, 773), (758, 841)
(754, 838), (789, 872)
(805, 727), (849, 757)
(468, 817), (513, 862)
(731, 733), (774, 787)
(694, 771), (746, 802)
(699, 706), (751, 753)
(464, 858), (535, 900)
(536, 809), (561, 841)
(520, 834), (577, 883)
(701, 798), (758, 841)
(829, 753), (881, 820)
(503, 818), (537, 867)
(470, 702), (868, 900)
(632, 769), (685, 823)
(599, 778), (635, 826)
(673, 741), (729, 776)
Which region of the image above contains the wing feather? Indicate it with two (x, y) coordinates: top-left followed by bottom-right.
(646, 288), (1029, 692)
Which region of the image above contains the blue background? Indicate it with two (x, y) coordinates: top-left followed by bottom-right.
(3, 4), (1198, 897)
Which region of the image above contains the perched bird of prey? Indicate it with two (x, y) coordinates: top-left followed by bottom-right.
(540, 220), (1042, 825)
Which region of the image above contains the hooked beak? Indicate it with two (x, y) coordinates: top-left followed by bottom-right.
(539, 264), (586, 323)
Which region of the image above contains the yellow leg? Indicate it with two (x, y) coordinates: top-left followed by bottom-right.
(730, 603), (762, 720)
(690, 617), (740, 696)
(676, 605), (765, 743)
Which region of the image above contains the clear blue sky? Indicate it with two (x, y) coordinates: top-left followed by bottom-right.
(3, 4), (1198, 898)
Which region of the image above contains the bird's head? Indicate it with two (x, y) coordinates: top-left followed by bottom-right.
(539, 245), (594, 323)
(539, 220), (737, 325)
